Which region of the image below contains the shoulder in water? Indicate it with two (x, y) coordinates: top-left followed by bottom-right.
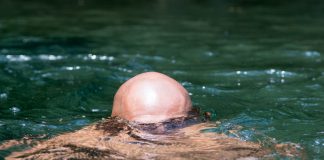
(2, 72), (303, 159)
(4, 114), (302, 159)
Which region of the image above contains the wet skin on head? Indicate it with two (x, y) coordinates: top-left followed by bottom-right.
(112, 72), (192, 123)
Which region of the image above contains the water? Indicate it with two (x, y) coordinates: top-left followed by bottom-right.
(0, 0), (323, 159)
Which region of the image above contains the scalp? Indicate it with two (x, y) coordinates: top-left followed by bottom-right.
(112, 72), (192, 123)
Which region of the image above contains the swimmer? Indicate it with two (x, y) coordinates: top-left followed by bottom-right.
(2, 72), (302, 159)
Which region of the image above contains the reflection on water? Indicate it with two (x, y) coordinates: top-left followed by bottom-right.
(0, 0), (324, 159)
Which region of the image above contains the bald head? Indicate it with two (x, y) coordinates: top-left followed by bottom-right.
(112, 72), (192, 123)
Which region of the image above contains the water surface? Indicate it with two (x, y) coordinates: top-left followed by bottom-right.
(0, 0), (324, 159)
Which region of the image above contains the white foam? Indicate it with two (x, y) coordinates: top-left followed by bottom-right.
(0, 93), (8, 99)
(305, 51), (320, 57)
(64, 66), (81, 71)
(9, 106), (21, 113)
(91, 108), (100, 112)
(39, 55), (64, 61)
(6, 55), (31, 62)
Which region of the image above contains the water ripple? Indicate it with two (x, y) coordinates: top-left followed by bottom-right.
(0, 54), (115, 63)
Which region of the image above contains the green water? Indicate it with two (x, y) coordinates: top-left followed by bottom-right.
(0, 0), (323, 159)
